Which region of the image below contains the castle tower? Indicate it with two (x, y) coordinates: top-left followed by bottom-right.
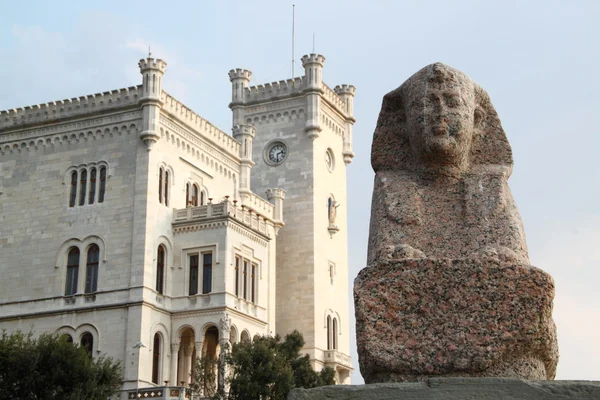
(232, 124), (256, 201)
(229, 54), (354, 383)
(138, 56), (167, 150)
(229, 69), (253, 126)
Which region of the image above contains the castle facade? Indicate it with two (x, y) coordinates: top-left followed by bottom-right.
(0, 53), (355, 396)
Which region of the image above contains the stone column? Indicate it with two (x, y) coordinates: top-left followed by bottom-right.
(183, 342), (195, 385)
(170, 343), (180, 386)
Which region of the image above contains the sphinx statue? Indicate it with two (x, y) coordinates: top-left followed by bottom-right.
(356, 63), (558, 383)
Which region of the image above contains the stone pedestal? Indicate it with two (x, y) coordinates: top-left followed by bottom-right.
(354, 258), (558, 383)
(288, 378), (600, 400)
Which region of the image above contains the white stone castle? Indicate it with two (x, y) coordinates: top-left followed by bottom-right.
(0, 53), (355, 396)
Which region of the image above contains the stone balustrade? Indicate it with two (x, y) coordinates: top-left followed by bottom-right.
(172, 200), (272, 235)
(126, 386), (193, 399)
(324, 349), (353, 368)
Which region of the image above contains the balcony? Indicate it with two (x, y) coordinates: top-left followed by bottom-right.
(173, 200), (270, 236)
(126, 386), (193, 399)
(323, 349), (353, 370)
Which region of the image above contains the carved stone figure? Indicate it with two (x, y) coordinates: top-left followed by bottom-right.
(220, 313), (231, 337)
(356, 63), (558, 383)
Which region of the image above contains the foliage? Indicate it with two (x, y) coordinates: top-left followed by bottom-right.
(191, 330), (334, 400)
(190, 351), (218, 397)
(0, 330), (123, 400)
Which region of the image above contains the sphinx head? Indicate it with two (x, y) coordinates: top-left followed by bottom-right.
(372, 63), (512, 175)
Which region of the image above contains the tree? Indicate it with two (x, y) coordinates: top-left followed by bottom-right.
(193, 330), (335, 400)
(0, 330), (123, 400)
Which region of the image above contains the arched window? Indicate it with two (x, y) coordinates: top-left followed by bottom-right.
(332, 318), (338, 350)
(69, 171), (78, 207)
(65, 247), (80, 295)
(241, 331), (250, 343)
(326, 315), (332, 350)
(80, 332), (93, 358)
(156, 245), (165, 294)
(159, 168), (163, 203)
(200, 191), (205, 206)
(164, 171), (169, 207)
(79, 170), (87, 206)
(99, 167), (106, 203)
(152, 333), (161, 384)
(186, 183), (190, 206)
(89, 168), (97, 204)
(85, 244), (99, 293)
(192, 184), (199, 206)
(202, 253), (212, 294)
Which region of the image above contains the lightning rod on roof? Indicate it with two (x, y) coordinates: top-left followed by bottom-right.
(292, 4), (295, 79)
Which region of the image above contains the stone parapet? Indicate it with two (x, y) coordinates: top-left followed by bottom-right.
(172, 199), (274, 235)
(288, 378), (600, 400)
(161, 91), (240, 156)
(0, 86), (142, 131)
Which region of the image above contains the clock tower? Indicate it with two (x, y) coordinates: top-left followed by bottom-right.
(229, 54), (355, 383)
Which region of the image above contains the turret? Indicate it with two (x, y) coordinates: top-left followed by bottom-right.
(301, 54), (326, 139)
(266, 188), (286, 234)
(139, 57), (167, 102)
(229, 69), (252, 126)
(301, 54), (325, 90)
(138, 57), (167, 150)
(334, 85), (357, 165)
(232, 124), (256, 200)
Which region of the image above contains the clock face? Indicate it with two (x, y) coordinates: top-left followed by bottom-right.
(267, 142), (287, 165)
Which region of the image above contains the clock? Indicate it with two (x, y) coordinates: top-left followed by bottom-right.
(265, 141), (288, 166)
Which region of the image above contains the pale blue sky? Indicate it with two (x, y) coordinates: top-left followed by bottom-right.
(1, 0), (598, 383)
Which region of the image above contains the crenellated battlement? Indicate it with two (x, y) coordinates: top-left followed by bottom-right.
(160, 91), (241, 156)
(228, 68), (252, 81)
(322, 84), (349, 115)
(138, 57), (167, 72)
(243, 77), (305, 104)
(232, 124), (256, 138)
(0, 86), (142, 131)
(334, 84), (356, 97)
(301, 53), (326, 67)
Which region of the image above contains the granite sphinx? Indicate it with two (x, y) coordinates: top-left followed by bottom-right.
(356, 63), (558, 383)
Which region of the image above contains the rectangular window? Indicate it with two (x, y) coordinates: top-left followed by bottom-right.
(251, 263), (257, 303)
(202, 253), (212, 294)
(234, 256), (240, 297)
(189, 255), (198, 295)
(243, 260), (248, 300)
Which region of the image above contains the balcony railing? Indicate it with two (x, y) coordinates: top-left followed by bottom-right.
(173, 200), (269, 236)
(126, 386), (193, 399)
(323, 349), (353, 369)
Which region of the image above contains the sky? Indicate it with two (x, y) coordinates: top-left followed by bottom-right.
(1, 0), (598, 383)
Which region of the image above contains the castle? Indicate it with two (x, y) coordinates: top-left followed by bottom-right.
(0, 53), (355, 396)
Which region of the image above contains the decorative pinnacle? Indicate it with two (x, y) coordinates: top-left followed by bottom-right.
(138, 58), (167, 73)
(334, 84), (356, 96)
(301, 53), (326, 67)
(232, 124), (256, 138)
(228, 68), (252, 82)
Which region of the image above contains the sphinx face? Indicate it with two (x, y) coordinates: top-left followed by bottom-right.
(405, 64), (477, 169)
